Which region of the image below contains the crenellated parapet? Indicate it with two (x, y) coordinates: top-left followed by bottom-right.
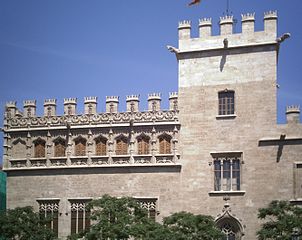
(286, 105), (300, 124)
(148, 93), (161, 112)
(23, 100), (36, 118)
(177, 11), (279, 52)
(3, 94), (179, 130)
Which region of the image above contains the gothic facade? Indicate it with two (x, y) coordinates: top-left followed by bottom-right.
(2, 11), (302, 239)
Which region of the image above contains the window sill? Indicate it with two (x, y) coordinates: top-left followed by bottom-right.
(216, 114), (237, 119)
(208, 191), (245, 196)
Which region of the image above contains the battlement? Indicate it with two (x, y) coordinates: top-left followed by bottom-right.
(44, 99), (57, 105)
(286, 105), (300, 114)
(23, 100), (36, 107)
(106, 96), (119, 102)
(126, 95), (140, 101)
(5, 101), (17, 108)
(286, 105), (300, 124)
(64, 98), (77, 104)
(264, 10), (278, 20)
(178, 11), (279, 51)
(241, 13), (255, 22)
(4, 94), (178, 120)
(84, 96), (97, 103)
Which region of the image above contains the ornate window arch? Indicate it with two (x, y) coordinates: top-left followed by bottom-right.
(33, 138), (46, 158)
(53, 137), (66, 157)
(215, 205), (244, 240)
(115, 135), (128, 155)
(74, 136), (87, 156)
(137, 134), (150, 155)
(158, 133), (172, 154)
(12, 138), (26, 158)
(95, 135), (107, 156)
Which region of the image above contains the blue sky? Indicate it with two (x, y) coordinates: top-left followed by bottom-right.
(0, 0), (301, 163)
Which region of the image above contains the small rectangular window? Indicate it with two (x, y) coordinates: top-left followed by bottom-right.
(218, 91), (235, 115)
(136, 198), (157, 221)
(294, 163), (302, 199)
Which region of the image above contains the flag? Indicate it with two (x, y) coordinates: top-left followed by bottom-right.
(188, 0), (201, 6)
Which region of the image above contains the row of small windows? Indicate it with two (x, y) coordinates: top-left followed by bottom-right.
(13, 134), (172, 158)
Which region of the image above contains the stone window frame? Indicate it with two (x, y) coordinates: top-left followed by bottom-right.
(69, 199), (91, 235)
(37, 199), (60, 238)
(136, 133), (150, 155)
(158, 133), (172, 154)
(11, 138), (27, 159)
(217, 89), (236, 117)
(293, 162), (302, 200)
(210, 152), (243, 193)
(74, 136), (87, 156)
(33, 137), (46, 158)
(94, 135), (108, 156)
(134, 197), (158, 221)
(53, 137), (66, 157)
(115, 134), (128, 155)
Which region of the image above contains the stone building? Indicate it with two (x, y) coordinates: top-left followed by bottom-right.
(2, 11), (302, 239)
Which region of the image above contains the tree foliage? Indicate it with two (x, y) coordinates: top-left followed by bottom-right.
(163, 211), (224, 240)
(257, 200), (302, 240)
(0, 206), (56, 240)
(69, 195), (224, 240)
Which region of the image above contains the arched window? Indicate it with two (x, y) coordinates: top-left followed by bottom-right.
(137, 135), (150, 155)
(12, 139), (26, 158)
(54, 138), (66, 157)
(95, 136), (107, 156)
(218, 90), (235, 115)
(216, 214), (243, 240)
(34, 139), (46, 158)
(116, 135), (128, 155)
(74, 137), (87, 156)
(158, 134), (172, 154)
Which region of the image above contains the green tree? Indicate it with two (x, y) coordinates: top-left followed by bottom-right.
(0, 206), (56, 240)
(163, 211), (224, 240)
(70, 195), (224, 240)
(257, 200), (302, 240)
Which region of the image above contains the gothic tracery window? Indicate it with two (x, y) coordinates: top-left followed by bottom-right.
(74, 137), (87, 156)
(216, 217), (243, 240)
(213, 153), (241, 191)
(70, 200), (91, 235)
(137, 135), (150, 155)
(159, 134), (172, 154)
(95, 136), (107, 156)
(54, 138), (66, 157)
(38, 200), (59, 238)
(136, 198), (157, 221)
(34, 139), (46, 158)
(116, 135), (128, 155)
(12, 139), (26, 159)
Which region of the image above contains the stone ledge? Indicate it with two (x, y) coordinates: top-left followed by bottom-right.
(216, 114), (237, 120)
(208, 191), (246, 197)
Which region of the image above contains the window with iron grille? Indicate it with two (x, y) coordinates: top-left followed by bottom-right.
(136, 198), (157, 221)
(159, 135), (172, 154)
(218, 91), (235, 115)
(95, 137), (107, 156)
(54, 139), (66, 157)
(74, 137), (87, 156)
(38, 200), (59, 238)
(137, 136), (150, 155)
(70, 200), (91, 235)
(116, 136), (128, 155)
(34, 139), (46, 158)
(213, 153), (241, 191)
